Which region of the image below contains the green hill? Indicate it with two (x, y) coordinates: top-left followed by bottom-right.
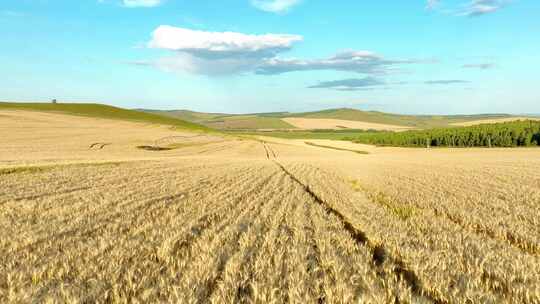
(139, 109), (227, 122)
(141, 107), (516, 130)
(141, 109), (296, 130)
(291, 108), (513, 128)
(0, 102), (209, 131)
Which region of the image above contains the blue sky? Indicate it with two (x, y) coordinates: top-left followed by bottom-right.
(1, 0), (538, 114)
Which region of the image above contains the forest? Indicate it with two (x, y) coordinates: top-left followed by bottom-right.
(351, 120), (540, 147)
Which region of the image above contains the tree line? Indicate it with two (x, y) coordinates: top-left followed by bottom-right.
(351, 120), (540, 148)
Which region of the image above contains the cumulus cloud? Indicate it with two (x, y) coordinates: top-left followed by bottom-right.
(250, 0), (302, 13)
(307, 77), (386, 91)
(137, 26), (431, 76)
(149, 25), (302, 58)
(144, 26), (302, 75)
(462, 63), (496, 69)
(425, 80), (470, 85)
(256, 51), (426, 75)
(123, 0), (162, 7)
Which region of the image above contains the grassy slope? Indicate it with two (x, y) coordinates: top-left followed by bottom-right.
(0, 102), (209, 131)
(140, 109), (225, 122)
(142, 109), (296, 130)
(205, 116), (295, 130)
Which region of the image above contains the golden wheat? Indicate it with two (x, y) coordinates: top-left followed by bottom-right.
(1, 110), (539, 303)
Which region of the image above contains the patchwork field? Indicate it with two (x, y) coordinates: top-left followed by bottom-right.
(143, 107), (522, 131)
(1, 109), (539, 303)
(282, 117), (414, 131)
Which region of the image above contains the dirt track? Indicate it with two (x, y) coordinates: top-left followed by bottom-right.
(1, 110), (540, 303)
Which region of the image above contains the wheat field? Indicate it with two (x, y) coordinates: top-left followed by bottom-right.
(282, 117), (414, 131)
(1, 110), (539, 303)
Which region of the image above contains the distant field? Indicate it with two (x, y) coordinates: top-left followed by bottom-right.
(291, 108), (515, 128)
(141, 109), (296, 130)
(283, 117), (413, 131)
(0, 102), (208, 131)
(143, 107), (521, 131)
(140, 109), (228, 123)
(204, 116), (295, 130)
(1, 109), (540, 303)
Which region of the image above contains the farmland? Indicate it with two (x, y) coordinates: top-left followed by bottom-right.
(142, 107), (522, 131)
(1, 108), (540, 303)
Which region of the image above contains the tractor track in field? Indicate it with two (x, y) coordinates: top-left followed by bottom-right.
(259, 140), (441, 302)
(261, 141), (277, 159)
(272, 159), (447, 304)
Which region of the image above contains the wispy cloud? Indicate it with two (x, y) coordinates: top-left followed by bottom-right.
(425, 80), (470, 85)
(462, 63), (496, 69)
(307, 77), (386, 91)
(429, 0), (509, 17)
(123, 0), (162, 8)
(250, 0), (302, 13)
(461, 0), (506, 17)
(256, 51), (432, 75)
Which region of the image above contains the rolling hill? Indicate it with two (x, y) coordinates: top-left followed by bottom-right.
(139, 109), (296, 130)
(291, 108), (515, 128)
(4, 102), (525, 133)
(141, 107), (520, 131)
(0, 102), (209, 131)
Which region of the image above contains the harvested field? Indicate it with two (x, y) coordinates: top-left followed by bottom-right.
(1, 110), (540, 303)
(282, 117), (414, 131)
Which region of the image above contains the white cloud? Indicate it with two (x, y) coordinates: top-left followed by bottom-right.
(136, 26), (431, 76)
(149, 26), (302, 58)
(433, 0), (509, 16)
(250, 0), (302, 13)
(123, 0), (162, 8)
(462, 0), (505, 16)
(144, 26), (302, 75)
